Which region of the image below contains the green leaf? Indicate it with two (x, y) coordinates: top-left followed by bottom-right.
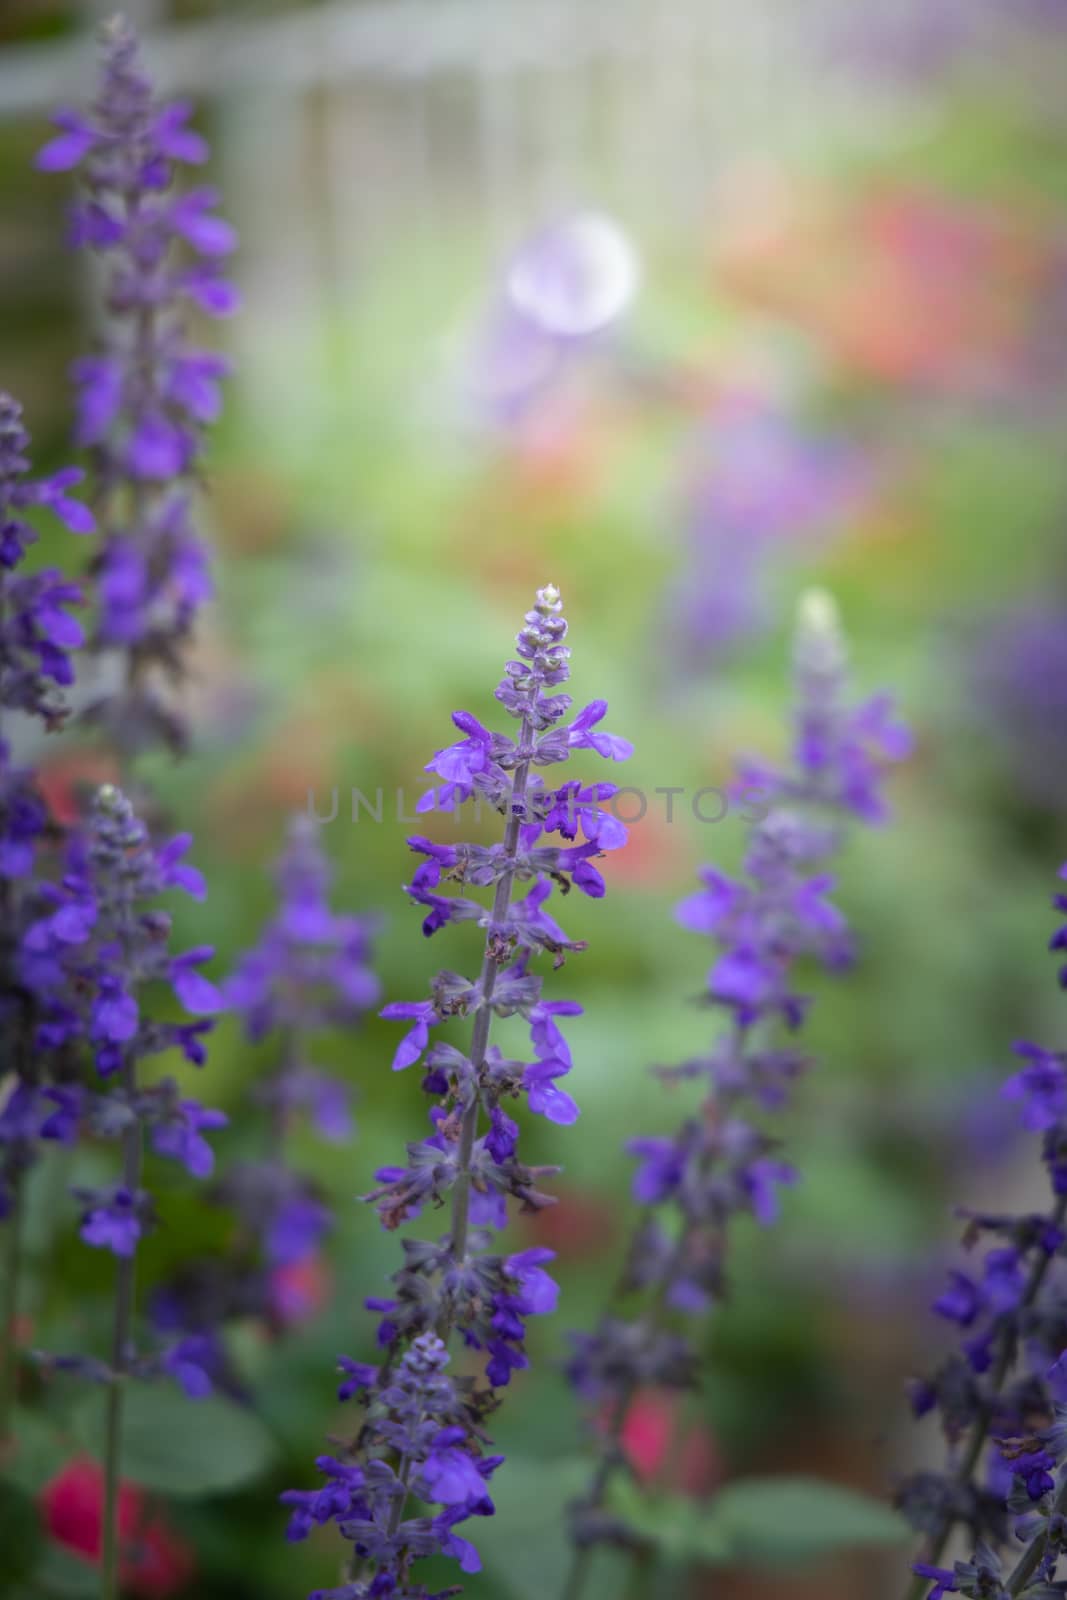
(606, 1474), (908, 1570)
(709, 1476), (910, 1566)
(0, 1477), (43, 1583)
(2, 1410), (70, 1494)
(31, 1544), (100, 1598)
(478, 1458), (626, 1600)
(72, 1385), (277, 1499)
(608, 1477), (731, 1564)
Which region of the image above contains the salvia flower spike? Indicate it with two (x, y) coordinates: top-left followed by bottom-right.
(22, 784), (224, 1600)
(0, 390), (92, 1201)
(152, 815), (380, 1371)
(902, 863), (1067, 1600)
(560, 589), (910, 1597)
(282, 584), (631, 1597)
(38, 16), (237, 757)
(0, 391), (92, 1440)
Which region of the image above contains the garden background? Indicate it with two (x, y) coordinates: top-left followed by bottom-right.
(1, 1), (1066, 1597)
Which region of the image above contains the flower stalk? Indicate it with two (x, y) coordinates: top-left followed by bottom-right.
(283, 584), (633, 1597)
(562, 591), (910, 1598)
(101, 1055), (143, 1600)
(903, 865), (1067, 1600)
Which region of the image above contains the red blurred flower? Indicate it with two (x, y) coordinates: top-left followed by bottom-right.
(269, 1252), (333, 1328)
(614, 1389), (722, 1495)
(620, 1389), (676, 1483)
(39, 1457), (194, 1598)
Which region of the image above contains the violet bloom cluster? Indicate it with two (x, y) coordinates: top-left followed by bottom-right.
(37, 17), (236, 756)
(223, 815), (379, 1265)
(563, 590), (910, 1567)
(902, 866), (1067, 1600)
(0, 392), (93, 735)
(0, 392), (93, 1217)
(21, 784), (225, 1396)
(154, 817), (379, 1363)
(282, 1333), (503, 1597)
(283, 584), (631, 1597)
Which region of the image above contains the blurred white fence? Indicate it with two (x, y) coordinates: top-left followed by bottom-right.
(0, 0), (988, 445)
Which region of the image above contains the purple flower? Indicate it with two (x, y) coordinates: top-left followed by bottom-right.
(504, 1248), (559, 1316)
(524, 1058), (580, 1124)
(626, 1137), (684, 1204)
(157, 832), (208, 900)
(24, 787), (221, 1073)
(486, 1107), (519, 1164)
(39, 19), (235, 757)
(310, 587), (623, 1594)
(933, 1271), (982, 1327)
(267, 1195), (332, 1267)
(283, 1334), (501, 1581)
(79, 1186), (144, 1257)
(91, 978), (139, 1044)
(162, 1336), (215, 1398)
(202, 818), (378, 1334)
(419, 1435), (489, 1505)
(566, 701), (633, 761)
(1003, 1041), (1067, 1130)
(0, 395), (91, 734)
(335, 1357), (377, 1402)
(36, 109), (98, 172)
(564, 589), (908, 1569)
(18, 777), (228, 1433)
(912, 1566), (958, 1600)
(380, 1000), (435, 1071)
(150, 1101), (227, 1179)
(169, 947), (224, 1014)
(898, 863), (1067, 1580)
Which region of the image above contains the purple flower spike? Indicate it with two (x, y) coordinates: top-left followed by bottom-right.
(563, 588), (908, 1569)
(19, 786), (227, 1340)
(39, 17), (236, 758)
(306, 586), (625, 1596)
(898, 864), (1067, 1589)
(283, 1334), (502, 1577)
(181, 815), (380, 1340)
(0, 394), (91, 738)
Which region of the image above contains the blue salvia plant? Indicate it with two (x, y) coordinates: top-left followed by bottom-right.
(151, 816), (380, 1380)
(0, 393), (93, 1444)
(902, 865), (1067, 1600)
(21, 784), (225, 1600)
(560, 589), (911, 1599)
(282, 583), (632, 1597)
(2, 19), (239, 1594)
(36, 13), (236, 763)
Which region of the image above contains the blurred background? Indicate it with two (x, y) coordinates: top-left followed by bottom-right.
(2, 0), (1066, 1596)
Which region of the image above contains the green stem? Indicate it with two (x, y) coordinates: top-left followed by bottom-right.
(0, 1167), (23, 1445)
(559, 1227), (690, 1600)
(905, 1192), (1067, 1600)
(438, 728), (534, 1318)
(101, 1073), (142, 1600)
(1, 1002), (32, 1451)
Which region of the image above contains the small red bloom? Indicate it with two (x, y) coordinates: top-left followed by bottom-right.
(615, 1390), (722, 1494)
(39, 1457), (194, 1597)
(619, 1390), (677, 1483)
